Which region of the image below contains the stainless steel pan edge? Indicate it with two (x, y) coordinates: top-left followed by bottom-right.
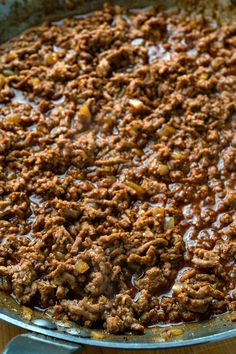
(1, 306), (236, 351)
(0, 0), (173, 43)
(0, 0), (236, 352)
(1, 0), (235, 44)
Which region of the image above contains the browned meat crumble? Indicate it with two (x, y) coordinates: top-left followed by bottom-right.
(0, 4), (235, 334)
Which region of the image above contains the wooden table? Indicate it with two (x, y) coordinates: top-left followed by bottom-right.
(0, 321), (236, 354)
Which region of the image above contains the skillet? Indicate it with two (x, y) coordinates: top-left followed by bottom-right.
(0, 0), (236, 353)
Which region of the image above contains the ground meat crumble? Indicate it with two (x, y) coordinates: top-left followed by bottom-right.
(0, 4), (235, 334)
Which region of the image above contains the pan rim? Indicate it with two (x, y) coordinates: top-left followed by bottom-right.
(1, 307), (236, 349)
(0, 0), (236, 349)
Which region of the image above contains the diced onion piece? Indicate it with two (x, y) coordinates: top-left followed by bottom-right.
(5, 52), (17, 62)
(75, 260), (90, 274)
(102, 166), (113, 173)
(91, 330), (106, 339)
(164, 216), (175, 230)
(55, 251), (65, 261)
(78, 102), (91, 124)
(29, 78), (41, 90)
(125, 181), (146, 196)
(171, 151), (188, 160)
(158, 125), (176, 137)
(171, 328), (184, 336)
(85, 202), (98, 209)
(22, 306), (33, 321)
(104, 116), (113, 126)
(172, 283), (182, 294)
(152, 206), (165, 217)
(56, 320), (74, 328)
(2, 69), (14, 77)
(158, 164), (169, 176)
(45, 53), (57, 66)
(6, 114), (21, 124)
(129, 99), (144, 111)
(200, 72), (208, 80)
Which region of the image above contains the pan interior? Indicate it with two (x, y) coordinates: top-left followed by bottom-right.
(0, 0), (235, 348)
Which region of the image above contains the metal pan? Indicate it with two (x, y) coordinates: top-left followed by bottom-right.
(0, 1), (236, 353)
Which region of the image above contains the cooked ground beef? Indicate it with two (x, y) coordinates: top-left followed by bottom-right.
(0, 3), (235, 334)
